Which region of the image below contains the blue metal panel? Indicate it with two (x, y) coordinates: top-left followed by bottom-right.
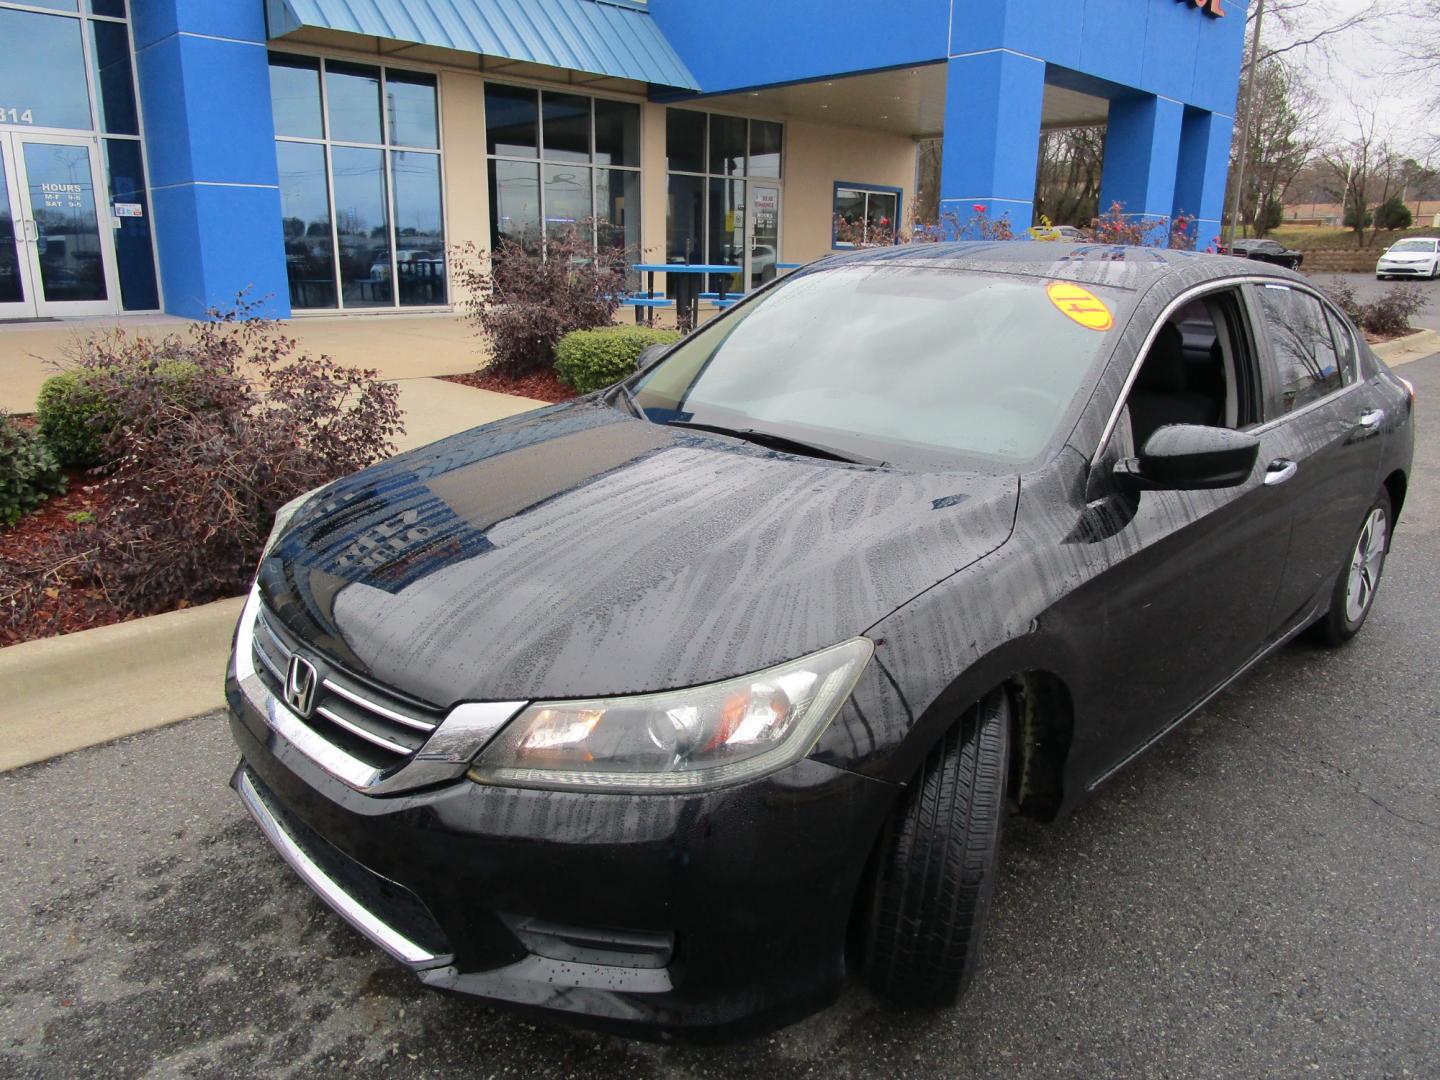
(270, 0), (699, 90)
(1139, 0), (1202, 102)
(131, 0), (269, 51)
(938, 50), (1046, 233)
(1172, 107), (1232, 248)
(954, 0), (1084, 71)
(648, 0), (948, 94)
(1077, 0), (1146, 89)
(1098, 93), (1186, 235)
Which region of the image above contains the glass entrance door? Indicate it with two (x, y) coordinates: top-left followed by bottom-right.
(748, 183), (781, 292)
(4, 132), (118, 318)
(0, 138), (30, 318)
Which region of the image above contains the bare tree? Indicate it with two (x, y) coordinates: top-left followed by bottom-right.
(1034, 125), (1106, 227)
(1318, 94), (1407, 246)
(1226, 57), (1324, 235)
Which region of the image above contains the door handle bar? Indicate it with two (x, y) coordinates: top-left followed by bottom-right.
(1263, 459), (1298, 486)
(1358, 408), (1385, 429)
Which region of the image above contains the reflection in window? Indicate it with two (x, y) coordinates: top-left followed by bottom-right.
(391, 151), (445, 306)
(0, 9), (93, 130)
(269, 53), (445, 310)
(749, 120), (782, 178)
(833, 185), (900, 247)
(386, 69), (439, 148)
(325, 61), (383, 145)
(269, 54), (323, 139)
(276, 140), (336, 310)
(666, 174), (704, 264)
(0, 145), (23, 305)
(24, 141), (106, 302)
(90, 18), (138, 134)
(708, 178), (746, 292)
(665, 108), (705, 173)
(485, 84), (642, 258)
(331, 146), (391, 308)
(103, 138), (158, 310)
(1256, 286), (1343, 416)
(709, 114), (746, 177)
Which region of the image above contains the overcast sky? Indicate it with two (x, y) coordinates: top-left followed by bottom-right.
(1277, 0), (1437, 154)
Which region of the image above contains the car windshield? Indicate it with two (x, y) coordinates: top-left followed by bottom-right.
(1389, 239), (1436, 252)
(631, 264), (1131, 469)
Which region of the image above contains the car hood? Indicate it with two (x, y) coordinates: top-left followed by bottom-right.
(1380, 252), (1431, 261)
(257, 402), (1017, 706)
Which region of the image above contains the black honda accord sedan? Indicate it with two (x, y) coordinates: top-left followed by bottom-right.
(227, 243), (1414, 1038)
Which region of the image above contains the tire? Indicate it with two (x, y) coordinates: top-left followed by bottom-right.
(858, 688), (1010, 1008)
(1309, 490), (1392, 646)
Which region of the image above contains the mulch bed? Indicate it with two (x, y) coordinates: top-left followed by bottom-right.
(441, 367), (578, 403)
(0, 474), (129, 648)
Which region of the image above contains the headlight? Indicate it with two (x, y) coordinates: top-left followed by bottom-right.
(468, 638), (874, 793)
(259, 485), (326, 563)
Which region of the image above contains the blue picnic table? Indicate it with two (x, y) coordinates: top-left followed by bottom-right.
(630, 262), (742, 327)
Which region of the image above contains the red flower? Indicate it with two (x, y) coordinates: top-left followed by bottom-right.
(972, 203), (987, 213)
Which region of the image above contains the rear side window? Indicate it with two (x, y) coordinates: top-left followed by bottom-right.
(1324, 308), (1359, 386)
(1255, 285), (1343, 418)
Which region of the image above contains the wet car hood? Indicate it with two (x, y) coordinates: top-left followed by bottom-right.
(258, 402), (1018, 706)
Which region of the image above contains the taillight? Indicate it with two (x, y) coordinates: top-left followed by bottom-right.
(1398, 375), (1415, 406)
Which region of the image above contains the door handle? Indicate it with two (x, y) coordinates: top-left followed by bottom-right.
(1263, 459), (1298, 486)
(1358, 408), (1385, 429)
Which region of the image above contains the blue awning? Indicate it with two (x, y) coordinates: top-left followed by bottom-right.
(266, 0), (699, 90)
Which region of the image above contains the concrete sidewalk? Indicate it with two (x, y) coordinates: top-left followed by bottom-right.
(0, 311), (491, 415)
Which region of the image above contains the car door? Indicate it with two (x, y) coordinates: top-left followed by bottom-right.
(1245, 282), (1385, 631)
(1073, 285), (1295, 769)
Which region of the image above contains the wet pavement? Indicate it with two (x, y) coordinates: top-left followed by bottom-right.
(2, 354), (1436, 1080)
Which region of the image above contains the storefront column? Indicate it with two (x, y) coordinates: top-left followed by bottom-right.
(131, 0), (289, 318)
(1097, 93), (1185, 243)
(1171, 107), (1233, 251)
(938, 50), (1045, 237)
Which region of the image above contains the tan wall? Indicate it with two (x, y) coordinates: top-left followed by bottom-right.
(438, 69), (489, 306)
(781, 120), (917, 263)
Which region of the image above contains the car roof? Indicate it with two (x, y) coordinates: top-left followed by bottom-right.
(809, 240), (1305, 293)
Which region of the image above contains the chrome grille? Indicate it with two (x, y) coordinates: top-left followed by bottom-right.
(252, 605), (442, 767)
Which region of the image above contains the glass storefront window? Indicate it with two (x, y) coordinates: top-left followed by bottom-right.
(833, 185), (900, 247)
(541, 93), (591, 162)
(386, 70), (438, 149)
(490, 159), (540, 250)
(331, 145), (391, 308)
(90, 17), (138, 135)
(270, 53), (445, 310)
(486, 84), (642, 259)
(0, 9), (93, 130)
(485, 84), (538, 157)
(666, 110), (782, 279)
(594, 99), (639, 167)
(89, 0), (126, 15)
(103, 137), (157, 309)
(325, 61), (383, 145)
(0, 144), (21, 304)
(275, 140), (336, 310)
(391, 150), (444, 306)
(269, 54), (323, 140)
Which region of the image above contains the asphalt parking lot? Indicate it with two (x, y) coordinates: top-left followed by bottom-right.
(1307, 270), (1440, 334)
(2, 354), (1436, 1080)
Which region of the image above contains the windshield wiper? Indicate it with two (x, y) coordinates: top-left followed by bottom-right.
(610, 382), (643, 419)
(664, 420), (885, 467)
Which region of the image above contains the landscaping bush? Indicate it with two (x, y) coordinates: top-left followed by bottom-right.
(0, 412), (66, 528)
(36, 372), (110, 468)
(36, 298), (404, 615)
(1321, 278), (1366, 326)
(1360, 283), (1428, 337)
(554, 326), (681, 394)
(1374, 196), (1413, 231)
(452, 223), (629, 378)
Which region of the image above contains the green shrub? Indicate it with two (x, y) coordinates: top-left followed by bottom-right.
(554, 326), (681, 394)
(0, 412), (66, 528)
(37, 360), (201, 469)
(1374, 196), (1413, 231)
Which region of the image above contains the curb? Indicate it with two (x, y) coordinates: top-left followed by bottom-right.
(1, 595), (243, 772)
(1373, 328), (1440, 366)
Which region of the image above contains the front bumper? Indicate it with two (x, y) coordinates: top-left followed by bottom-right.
(1376, 261), (1431, 275)
(226, 673), (899, 1037)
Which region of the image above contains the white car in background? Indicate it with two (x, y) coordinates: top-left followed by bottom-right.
(1375, 237), (1440, 280)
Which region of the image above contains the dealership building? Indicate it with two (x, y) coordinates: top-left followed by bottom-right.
(0, 0), (1246, 322)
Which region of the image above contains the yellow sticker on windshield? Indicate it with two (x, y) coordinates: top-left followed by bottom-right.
(1046, 281), (1113, 331)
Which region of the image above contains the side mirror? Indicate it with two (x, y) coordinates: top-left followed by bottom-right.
(1114, 424), (1259, 491)
(634, 342), (669, 375)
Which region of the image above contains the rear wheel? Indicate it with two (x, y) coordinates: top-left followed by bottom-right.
(1310, 491), (1391, 646)
(858, 689), (1010, 1007)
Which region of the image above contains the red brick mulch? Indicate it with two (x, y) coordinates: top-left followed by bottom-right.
(440, 367), (578, 404)
(0, 475), (128, 647)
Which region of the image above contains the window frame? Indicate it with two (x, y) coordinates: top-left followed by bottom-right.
(270, 50), (447, 313)
(664, 107), (784, 273)
(831, 181), (902, 249)
(1245, 281), (1365, 427)
(484, 80), (642, 256)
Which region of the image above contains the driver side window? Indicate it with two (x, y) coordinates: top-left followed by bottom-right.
(1121, 289), (1259, 453)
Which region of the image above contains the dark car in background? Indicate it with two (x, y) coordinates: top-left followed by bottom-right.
(1220, 237), (1305, 269)
(227, 244), (1413, 1038)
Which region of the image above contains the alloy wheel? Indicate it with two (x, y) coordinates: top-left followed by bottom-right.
(1344, 508), (1388, 623)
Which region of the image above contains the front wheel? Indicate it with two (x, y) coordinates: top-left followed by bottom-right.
(1309, 491), (1392, 646)
(858, 689), (1010, 1007)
